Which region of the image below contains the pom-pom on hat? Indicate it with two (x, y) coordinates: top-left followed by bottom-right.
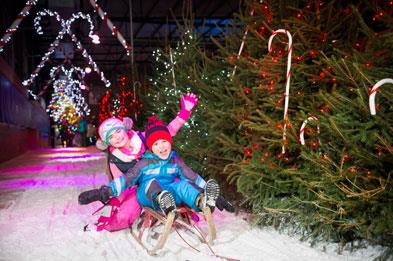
(145, 116), (172, 151)
(98, 117), (126, 145)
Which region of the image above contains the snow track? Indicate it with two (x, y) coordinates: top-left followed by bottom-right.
(0, 147), (383, 260)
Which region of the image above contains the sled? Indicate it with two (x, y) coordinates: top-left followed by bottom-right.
(129, 205), (217, 256)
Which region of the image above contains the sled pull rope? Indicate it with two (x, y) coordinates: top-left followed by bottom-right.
(192, 223), (240, 261)
(174, 225), (201, 253)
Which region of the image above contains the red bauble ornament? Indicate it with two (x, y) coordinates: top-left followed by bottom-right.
(243, 87), (251, 94)
(244, 148), (252, 158)
(295, 11), (303, 19)
(309, 50), (318, 57)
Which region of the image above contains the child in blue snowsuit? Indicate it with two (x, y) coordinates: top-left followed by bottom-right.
(81, 116), (220, 214)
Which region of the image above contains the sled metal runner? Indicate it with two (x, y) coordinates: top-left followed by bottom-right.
(129, 206), (217, 256)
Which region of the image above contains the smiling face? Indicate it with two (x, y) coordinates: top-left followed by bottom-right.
(108, 128), (129, 148)
(151, 139), (172, 160)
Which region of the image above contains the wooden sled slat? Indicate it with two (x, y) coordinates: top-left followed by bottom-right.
(130, 206), (217, 255)
(130, 208), (175, 256)
(202, 207), (216, 243)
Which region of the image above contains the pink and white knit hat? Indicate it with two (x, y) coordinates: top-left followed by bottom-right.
(98, 117), (126, 145)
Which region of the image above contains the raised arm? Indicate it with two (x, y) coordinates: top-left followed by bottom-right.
(167, 93), (198, 136)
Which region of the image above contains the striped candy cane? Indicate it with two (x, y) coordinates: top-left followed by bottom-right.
(268, 29), (293, 154)
(0, 0), (38, 53)
(89, 0), (131, 55)
(369, 78), (393, 115)
(231, 8), (255, 79)
(299, 116), (319, 145)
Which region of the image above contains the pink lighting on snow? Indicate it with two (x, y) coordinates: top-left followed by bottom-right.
(0, 147), (107, 190)
(0, 174), (108, 190)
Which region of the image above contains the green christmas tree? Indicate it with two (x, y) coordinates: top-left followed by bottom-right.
(147, 0), (393, 256)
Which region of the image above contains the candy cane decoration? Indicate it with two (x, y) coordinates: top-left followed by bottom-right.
(38, 59), (75, 96)
(133, 81), (141, 121)
(169, 48), (177, 90)
(71, 34), (110, 87)
(268, 29), (293, 154)
(231, 8), (255, 79)
(299, 116), (320, 145)
(22, 10), (66, 86)
(0, 0), (38, 53)
(36, 63), (87, 97)
(369, 78), (393, 115)
(89, 0), (131, 55)
(23, 10), (110, 87)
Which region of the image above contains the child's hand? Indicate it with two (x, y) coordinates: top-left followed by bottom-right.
(180, 93), (198, 112)
(178, 93), (198, 120)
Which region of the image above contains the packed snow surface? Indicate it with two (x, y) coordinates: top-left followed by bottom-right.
(0, 147), (383, 260)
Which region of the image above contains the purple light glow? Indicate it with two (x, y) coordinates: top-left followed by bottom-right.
(37, 154), (105, 160)
(35, 148), (92, 153)
(0, 174), (108, 190)
(0, 164), (83, 175)
(0, 147), (108, 191)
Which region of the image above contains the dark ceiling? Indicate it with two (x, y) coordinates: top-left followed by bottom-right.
(2, 0), (242, 75)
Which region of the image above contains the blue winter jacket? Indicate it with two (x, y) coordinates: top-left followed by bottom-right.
(110, 150), (206, 197)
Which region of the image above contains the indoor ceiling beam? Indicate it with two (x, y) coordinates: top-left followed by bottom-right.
(167, 0), (225, 40)
(133, 0), (161, 38)
(198, 1), (240, 40)
(148, 0), (183, 39)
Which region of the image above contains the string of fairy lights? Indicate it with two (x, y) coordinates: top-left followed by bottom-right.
(47, 78), (90, 122)
(148, 30), (211, 163)
(0, 2), (140, 140)
(23, 9), (111, 88)
(21, 8), (113, 137)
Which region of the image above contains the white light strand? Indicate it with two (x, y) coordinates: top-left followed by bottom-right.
(27, 89), (39, 100)
(38, 60), (86, 96)
(50, 65), (85, 79)
(23, 9), (110, 87)
(48, 79), (90, 121)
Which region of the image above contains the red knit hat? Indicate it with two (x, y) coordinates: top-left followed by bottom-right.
(145, 116), (172, 151)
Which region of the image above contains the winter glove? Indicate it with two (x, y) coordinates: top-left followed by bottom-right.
(215, 195), (235, 213)
(177, 92), (198, 121)
(78, 185), (113, 205)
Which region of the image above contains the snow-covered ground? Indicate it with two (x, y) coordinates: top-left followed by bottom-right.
(0, 147), (384, 261)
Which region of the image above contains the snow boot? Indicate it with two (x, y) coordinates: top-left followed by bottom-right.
(156, 190), (176, 215)
(78, 185), (112, 205)
(215, 195), (235, 213)
(201, 179), (220, 211)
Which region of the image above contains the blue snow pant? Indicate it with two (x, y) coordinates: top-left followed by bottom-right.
(136, 179), (200, 211)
